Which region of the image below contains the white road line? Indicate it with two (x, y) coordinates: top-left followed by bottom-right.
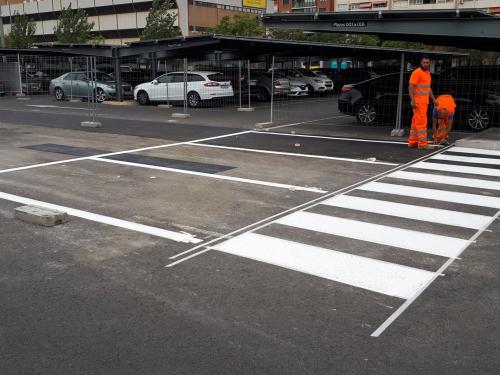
(187, 143), (398, 166)
(276, 211), (468, 258)
(371, 209), (500, 337)
(253, 131), (407, 145)
(0, 191), (201, 244)
(360, 181), (500, 209)
(412, 161), (500, 178)
(212, 232), (435, 299)
(450, 146), (500, 157)
(390, 170), (500, 191)
(168, 145), (452, 262)
(261, 115), (350, 130)
(27, 104), (87, 110)
(92, 157), (327, 194)
(432, 153), (500, 165)
(322, 194), (491, 230)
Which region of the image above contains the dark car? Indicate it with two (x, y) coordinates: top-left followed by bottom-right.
(0, 81), (5, 96)
(329, 69), (380, 92)
(338, 72), (500, 131)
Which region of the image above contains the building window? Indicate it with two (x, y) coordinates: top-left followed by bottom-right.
(319, 7), (327, 11)
(283, 0), (289, 4)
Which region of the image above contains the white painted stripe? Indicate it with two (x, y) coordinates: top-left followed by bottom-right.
(450, 146), (500, 157)
(213, 233), (434, 299)
(390, 170), (500, 191)
(254, 131), (407, 145)
(322, 194), (491, 230)
(413, 161), (500, 178)
(276, 211), (467, 258)
(188, 143), (398, 166)
(276, 212), (467, 258)
(27, 104), (86, 110)
(0, 191), (201, 244)
(432, 153), (500, 165)
(359, 181), (500, 209)
(93, 157), (327, 194)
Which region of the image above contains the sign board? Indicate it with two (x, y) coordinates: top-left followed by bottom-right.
(332, 21), (368, 28)
(243, 0), (266, 9)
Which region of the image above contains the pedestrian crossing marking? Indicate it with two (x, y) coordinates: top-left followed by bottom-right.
(450, 146), (500, 157)
(413, 161), (500, 178)
(390, 170), (500, 191)
(432, 153), (500, 165)
(213, 232), (435, 299)
(276, 211), (468, 258)
(322, 194), (491, 230)
(360, 181), (500, 209)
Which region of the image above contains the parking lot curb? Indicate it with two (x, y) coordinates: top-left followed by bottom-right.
(15, 205), (69, 227)
(172, 113), (191, 119)
(81, 121), (102, 128)
(102, 100), (137, 106)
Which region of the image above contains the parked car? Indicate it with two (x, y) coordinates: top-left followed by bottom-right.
(50, 71), (133, 102)
(276, 69), (333, 95)
(338, 72), (500, 131)
(134, 71), (234, 107)
(252, 71), (291, 101)
(0, 81), (6, 96)
(328, 69), (380, 92)
(289, 79), (309, 97)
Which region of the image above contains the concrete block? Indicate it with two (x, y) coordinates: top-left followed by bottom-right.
(172, 113), (191, 118)
(81, 121), (102, 128)
(15, 205), (69, 227)
(158, 104), (173, 108)
(390, 128), (405, 137)
(237, 107), (255, 112)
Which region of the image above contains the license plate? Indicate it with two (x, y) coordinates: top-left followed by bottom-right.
(221, 84), (229, 88)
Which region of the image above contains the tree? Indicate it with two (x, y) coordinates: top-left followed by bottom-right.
(140, 0), (180, 41)
(54, 5), (95, 43)
(209, 15), (264, 37)
(268, 28), (379, 46)
(5, 12), (36, 48)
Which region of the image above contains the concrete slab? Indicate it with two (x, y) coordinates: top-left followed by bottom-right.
(455, 128), (500, 151)
(15, 205), (68, 227)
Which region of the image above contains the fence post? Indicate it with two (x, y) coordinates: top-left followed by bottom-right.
(81, 56), (102, 128)
(237, 59), (254, 112)
(172, 58), (190, 118)
(113, 47), (122, 102)
(16, 53), (24, 98)
(238, 60), (242, 109)
(269, 55), (275, 124)
(391, 52), (405, 137)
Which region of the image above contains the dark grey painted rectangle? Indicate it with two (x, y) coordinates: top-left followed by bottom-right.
(23, 143), (109, 157)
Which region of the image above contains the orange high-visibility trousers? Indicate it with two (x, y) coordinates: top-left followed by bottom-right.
(434, 118), (450, 143)
(408, 104), (428, 148)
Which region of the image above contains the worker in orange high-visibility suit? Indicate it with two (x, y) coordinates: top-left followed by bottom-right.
(432, 94), (456, 145)
(408, 56), (437, 149)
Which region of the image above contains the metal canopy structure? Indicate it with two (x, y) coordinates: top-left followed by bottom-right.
(262, 9), (500, 52)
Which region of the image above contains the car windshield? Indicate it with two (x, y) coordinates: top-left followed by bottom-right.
(298, 69), (317, 77)
(95, 72), (114, 82)
(207, 73), (227, 82)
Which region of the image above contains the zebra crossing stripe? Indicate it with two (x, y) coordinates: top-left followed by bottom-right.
(432, 153), (500, 165)
(212, 232), (435, 299)
(450, 146), (500, 157)
(359, 181), (500, 209)
(322, 194), (491, 230)
(275, 211), (467, 258)
(389, 170), (500, 191)
(413, 161), (500, 178)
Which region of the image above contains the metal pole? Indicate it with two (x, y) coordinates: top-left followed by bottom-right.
(247, 60), (251, 109)
(69, 57), (73, 100)
(86, 56), (91, 120)
(165, 61), (170, 106)
(270, 55), (275, 124)
(113, 48), (122, 102)
(93, 56), (97, 123)
(17, 53), (22, 95)
(392, 52), (405, 137)
(238, 60), (242, 109)
(183, 58), (187, 115)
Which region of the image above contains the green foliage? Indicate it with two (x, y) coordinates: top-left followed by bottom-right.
(209, 15), (264, 37)
(140, 0), (180, 41)
(54, 5), (95, 43)
(381, 40), (426, 50)
(268, 29), (379, 46)
(5, 12), (36, 48)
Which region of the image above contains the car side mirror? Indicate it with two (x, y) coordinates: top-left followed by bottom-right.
(152, 79), (158, 85)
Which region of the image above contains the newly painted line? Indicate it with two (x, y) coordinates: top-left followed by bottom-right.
(213, 232), (435, 299)
(413, 161), (500, 178)
(262, 115), (350, 130)
(322, 194), (491, 230)
(0, 191), (201, 243)
(188, 143), (398, 166)
(371, 209), (500, 337)
(360, 181), (500, 209)
(93, 157), (327, 194)
(27, 104), (87, 110)
(168, 145), (453, 261)
(276, 211), (468, 258)
(253, 131), (407, 145)
(450, 146), (500, 157)
(432, 153), (500, 165)
(390, 170), (500, 191)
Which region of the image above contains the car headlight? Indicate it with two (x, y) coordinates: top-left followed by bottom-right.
(313, 79), (322, 83)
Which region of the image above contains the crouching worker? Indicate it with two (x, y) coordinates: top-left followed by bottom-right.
(432, 94), (456, 145)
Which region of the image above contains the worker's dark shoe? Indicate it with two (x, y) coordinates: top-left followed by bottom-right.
(408, 143), (417, 148)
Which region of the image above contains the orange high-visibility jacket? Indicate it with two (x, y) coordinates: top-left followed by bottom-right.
(436, 94), (456, 114)
(409, 67), (432, 105)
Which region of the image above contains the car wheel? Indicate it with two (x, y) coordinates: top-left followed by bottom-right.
(95, 88), (106, 103)
(187, 91), (201, 108)
(54, 87), (65, 101)
(137, 91), (149, 105)
(256, 88), (270, 102)
(357, 103), (377, 125)
(467, 109), (490, 131)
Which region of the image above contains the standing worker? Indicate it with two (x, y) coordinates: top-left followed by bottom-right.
(432, 94), (456, 145)
(408, 56), (437, 149)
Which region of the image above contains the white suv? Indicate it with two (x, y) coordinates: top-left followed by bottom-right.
(287, 69), (334, 95)
(134, 71), (234, 107)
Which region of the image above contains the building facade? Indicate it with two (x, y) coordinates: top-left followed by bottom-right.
(0, 0), (273, 45)
(275, 0), (500, 13)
